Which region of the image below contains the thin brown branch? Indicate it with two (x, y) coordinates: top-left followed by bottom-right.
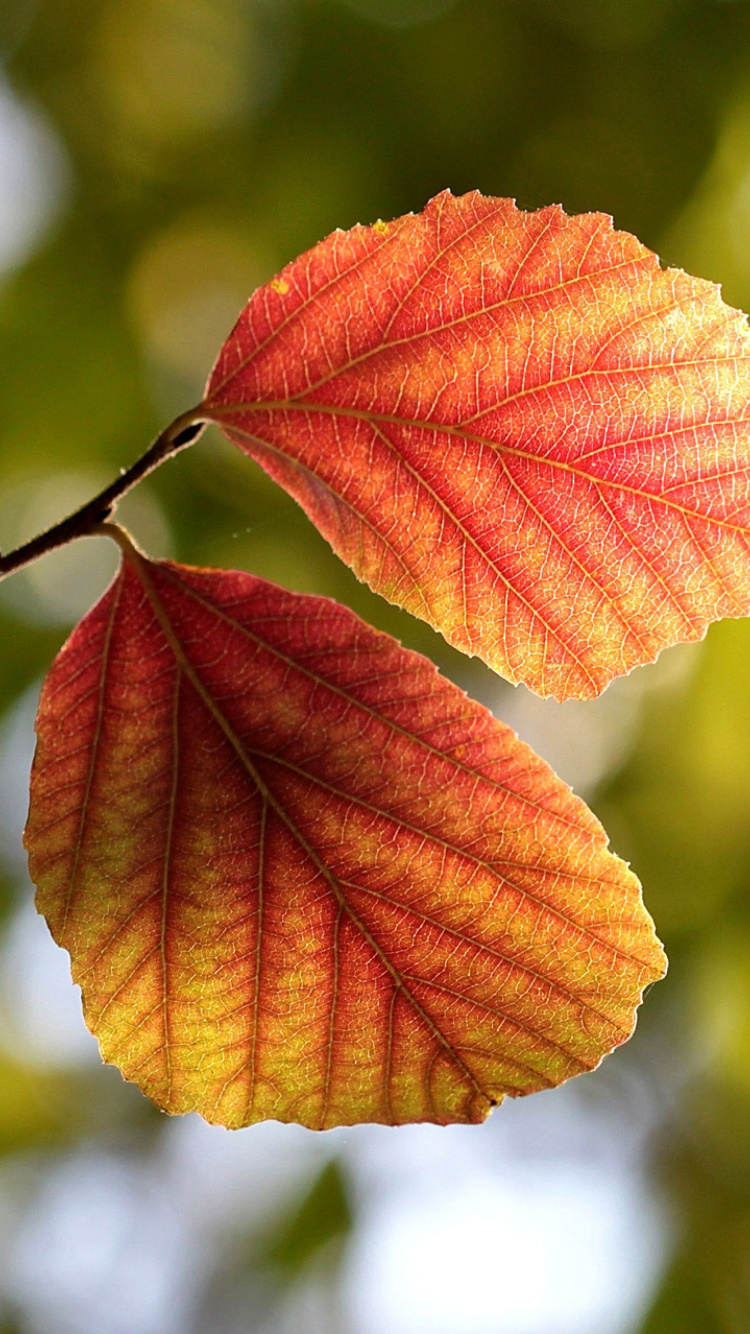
(0, 406), (207, 582)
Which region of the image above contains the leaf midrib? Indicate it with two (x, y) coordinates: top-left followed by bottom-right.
(157, 565), (598, 839)
(128, 552), (489, 1119)
(134, 557), (659, 1090)
(155, 566), (650, 964)
(209, 397), (750, 540)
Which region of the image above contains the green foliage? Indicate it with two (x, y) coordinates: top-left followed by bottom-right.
(262, 1160), (353, 1277)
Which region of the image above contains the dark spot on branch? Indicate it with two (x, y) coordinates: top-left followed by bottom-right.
(171, 421), (205, 448)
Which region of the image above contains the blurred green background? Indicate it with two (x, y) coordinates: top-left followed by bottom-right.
(2, 1), (750, 1331)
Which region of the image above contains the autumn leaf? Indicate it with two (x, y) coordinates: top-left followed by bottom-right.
(203, 189), (750, 700)
(25, 534), (665, 1129)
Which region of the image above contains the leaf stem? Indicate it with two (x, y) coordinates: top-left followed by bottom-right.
(0, 406), (207, 582)
(94, 520), (146, 559)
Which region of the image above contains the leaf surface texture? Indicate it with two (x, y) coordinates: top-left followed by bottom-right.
(26, 552), (665, 1128)
(206, 190), (750, 698)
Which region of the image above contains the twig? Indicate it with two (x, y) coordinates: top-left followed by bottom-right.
(0, 407), (206, 582)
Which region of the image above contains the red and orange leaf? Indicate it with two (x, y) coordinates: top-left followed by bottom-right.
(25, 537), (665, 1129)
(204, 189), (750, 700)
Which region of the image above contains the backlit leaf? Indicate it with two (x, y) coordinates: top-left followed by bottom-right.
(25, 543), (665, 1129)
(204, 189), (750, 699)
